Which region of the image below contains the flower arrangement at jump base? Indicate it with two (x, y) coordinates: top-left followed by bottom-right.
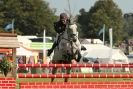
(0, 57), (11, 77)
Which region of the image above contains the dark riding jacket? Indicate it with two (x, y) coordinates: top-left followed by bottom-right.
(54, 21), (66, 34)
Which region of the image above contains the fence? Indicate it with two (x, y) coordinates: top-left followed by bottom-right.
(16, 64), (133, 89)
(0, 78), (16, 89)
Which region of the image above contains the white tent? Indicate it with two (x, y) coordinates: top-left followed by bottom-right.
(81, 44), (129, 64)
(80, 39), (103, 44)
(16, 47), (32, 57)
(80, 44), (129, 73)
(111, 49), (129, 64)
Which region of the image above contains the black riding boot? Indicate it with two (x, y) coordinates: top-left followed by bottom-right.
(47, 42), (57, 56)
(77, 51), (81, 62)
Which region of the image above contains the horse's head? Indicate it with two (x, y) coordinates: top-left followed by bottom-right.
(68, 24), (78, 42)
(67, 19), (78, 42)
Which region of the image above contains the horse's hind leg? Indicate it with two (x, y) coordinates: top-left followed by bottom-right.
(51, 67), (57, 82)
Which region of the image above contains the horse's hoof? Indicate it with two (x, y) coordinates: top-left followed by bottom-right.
(51, 78), (54, 82)
(64, 78), (68, 82)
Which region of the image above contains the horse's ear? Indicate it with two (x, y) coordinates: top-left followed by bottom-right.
(74, 16), (78, 22)
(68, 16), (76, 25)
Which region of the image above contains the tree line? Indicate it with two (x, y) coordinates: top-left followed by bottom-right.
(0, 0), (132, 45)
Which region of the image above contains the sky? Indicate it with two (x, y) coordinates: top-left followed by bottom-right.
(45, 0), (133, 15)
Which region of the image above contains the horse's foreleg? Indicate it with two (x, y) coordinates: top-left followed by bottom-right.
(71, 59), (77, 73)
(51, 67), (57, 82)
(65, 67), (71, 82)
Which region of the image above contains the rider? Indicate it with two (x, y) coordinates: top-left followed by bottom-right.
(47, 13), (68, 56)
(47, 13), (82, 62)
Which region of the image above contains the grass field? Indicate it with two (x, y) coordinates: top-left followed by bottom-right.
(17, 78), (133, 83)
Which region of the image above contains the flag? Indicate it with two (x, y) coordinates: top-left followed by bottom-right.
(98, 24), (105, 36)
(4, 19), (14, 31)
(4, 24), (12, 31)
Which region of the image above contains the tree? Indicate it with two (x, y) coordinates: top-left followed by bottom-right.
(77, 0), (124, 44)
(0, 0), (57, 36)
(77, 8), (88, 38)
(124, 13), (133, 39)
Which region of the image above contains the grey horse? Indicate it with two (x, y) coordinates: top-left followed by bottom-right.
(51, 21), (81, 82)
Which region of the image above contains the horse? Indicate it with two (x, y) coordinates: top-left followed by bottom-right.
(51, 20), (81, 82)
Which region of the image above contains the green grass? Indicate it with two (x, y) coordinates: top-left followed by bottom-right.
(17, 78), (133, 83)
